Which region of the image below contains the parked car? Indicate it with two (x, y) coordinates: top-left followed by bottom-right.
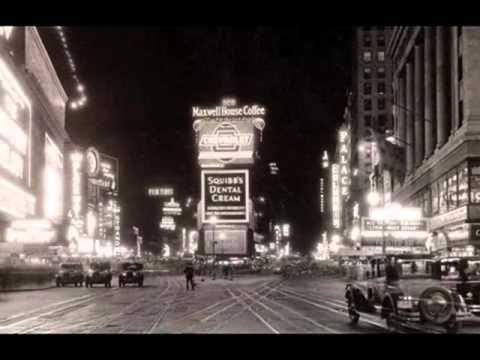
(85, 261), (112, 288)
(55, 263), (84, 287)
(345, 255), (474, 333)
(118, 262), (144, 287)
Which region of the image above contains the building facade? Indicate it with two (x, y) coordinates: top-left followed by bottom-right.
(64, 145), (121, 257)
(351, 27), (394, 216)
(0, 27), (70, 259)
(388, 26), (480, 256)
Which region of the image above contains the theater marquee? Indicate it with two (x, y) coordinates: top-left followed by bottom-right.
(201, 169), (249, 224)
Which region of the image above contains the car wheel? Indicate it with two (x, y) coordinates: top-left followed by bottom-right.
(419, 287), (455, 326)
(74, 283), (77, 287)
(79, 282), (83, 287)
(56, 279), (61, 287)
(108, 281), (112, 288)
(139, 280), (143, 288)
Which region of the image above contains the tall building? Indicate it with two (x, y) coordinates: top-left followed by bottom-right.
(351, 27), (393, 216)
(387, 27), (480, 256)
(64, 146), (121, 256)
(0, 27), (71, 260)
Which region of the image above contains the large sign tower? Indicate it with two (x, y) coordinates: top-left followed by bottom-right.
(193, 98), (266, 257)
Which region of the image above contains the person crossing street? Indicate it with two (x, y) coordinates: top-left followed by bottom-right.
(184, 262), (195, 290)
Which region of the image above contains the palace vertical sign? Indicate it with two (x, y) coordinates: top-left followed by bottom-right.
(331, 163), (341, 229)
(338, 127), (351, 198)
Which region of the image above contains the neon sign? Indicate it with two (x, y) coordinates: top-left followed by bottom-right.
(148, 187), (174, 197)
(331, 163), (341, 229)
(71, 152), (83, 219)
(338, 127), (351, 197)
(192, 105), (265, 118)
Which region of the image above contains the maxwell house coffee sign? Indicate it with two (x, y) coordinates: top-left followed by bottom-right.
(193, 99), (266, 167)
(201, 169), (249, 224)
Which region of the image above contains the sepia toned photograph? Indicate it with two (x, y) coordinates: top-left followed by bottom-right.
(0, 25), (477, 335)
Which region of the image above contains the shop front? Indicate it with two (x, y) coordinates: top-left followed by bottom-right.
(427, 204), (480, 256)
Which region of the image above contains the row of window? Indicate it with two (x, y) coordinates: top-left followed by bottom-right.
(0, 138), (24, 179)
(364, 98), (386, 111)
(363, 34), (386, 48)
(364, 114), (388, 128)
(363, 82), (386, 95)
(363, 51), (385, 63)
(363, 66), (385, 79)
(412, 162), (480, 218)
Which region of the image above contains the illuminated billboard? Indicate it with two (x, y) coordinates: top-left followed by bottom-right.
(204, 227), (247, 255)
(44, 134), (63, 222)
(148, 187), (174, 197)
(201, 169), (249, 224)
(163, 198), (182, 216)
(193, 99), (265, 167)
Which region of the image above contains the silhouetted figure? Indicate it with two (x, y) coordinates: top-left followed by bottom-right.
(184, 262), (195, 290)
(385, 257), (399, 286)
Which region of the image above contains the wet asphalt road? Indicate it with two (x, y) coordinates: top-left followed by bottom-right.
(2, 274), (476, 334)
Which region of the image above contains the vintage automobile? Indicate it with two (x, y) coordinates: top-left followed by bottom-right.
(85, 261), (112, 288)
(118, 262), (144, 287)
(55, 263), (85, 287)
(345, 255), (475, 333)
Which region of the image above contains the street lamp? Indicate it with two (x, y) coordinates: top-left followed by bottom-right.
(209, 216), (218, 279)
(367, 191), (386, 256)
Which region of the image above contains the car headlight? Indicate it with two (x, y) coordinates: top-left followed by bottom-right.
(122, 272), (127, 276)
(88, 269), (94, 275)
(397, 295), (418, 309)
(132, 272), (137, 276)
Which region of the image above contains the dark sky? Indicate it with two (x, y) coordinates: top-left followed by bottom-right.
(40, 27), (352, 254)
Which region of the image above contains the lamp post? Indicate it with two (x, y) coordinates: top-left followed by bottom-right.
(209, 216), (218, 280)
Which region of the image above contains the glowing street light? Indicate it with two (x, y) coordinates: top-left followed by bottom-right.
(367, 191), (381, 207)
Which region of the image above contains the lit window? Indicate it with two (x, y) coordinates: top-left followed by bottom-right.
(377, 51), (385, 62)
(363, 51), (372, 62)
(363, 67), (372, 79)
(377, 66), (385, 79)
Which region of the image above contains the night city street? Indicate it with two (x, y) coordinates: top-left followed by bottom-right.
(0, 275), (391, 334)
(3, 24), (480, 335)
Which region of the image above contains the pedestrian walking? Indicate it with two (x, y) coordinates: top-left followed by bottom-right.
(184, 262), (195, 290)
(228, 262), (234, 281)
